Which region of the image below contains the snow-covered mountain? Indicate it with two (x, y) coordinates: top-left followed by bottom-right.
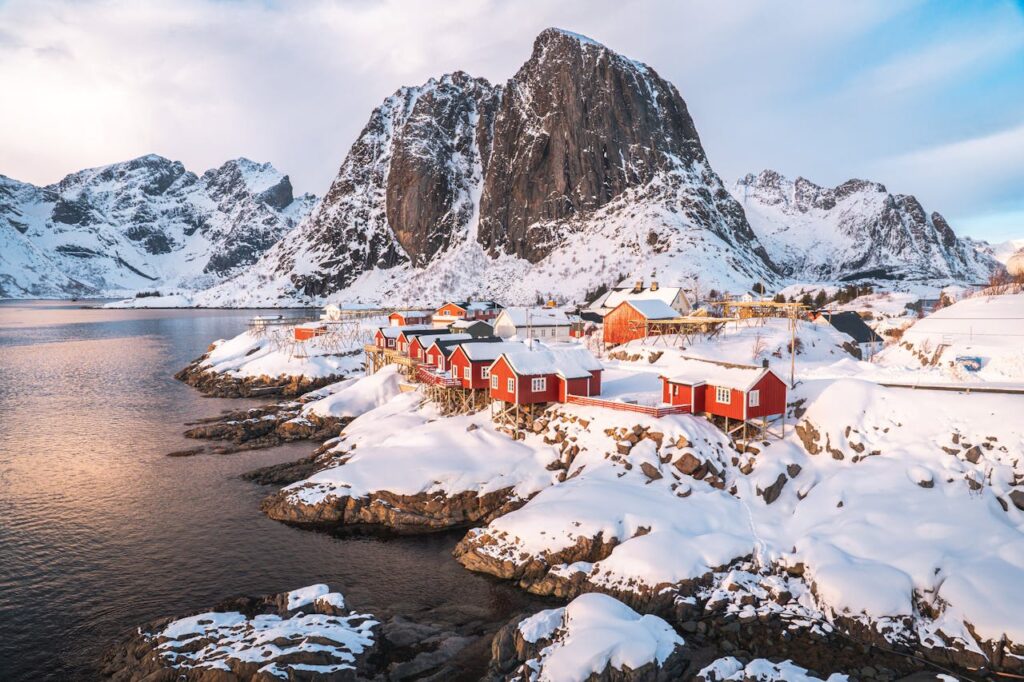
(193, 28), (779, 307)
(0, 155), (315, 298)
(732, 170), (997, 283)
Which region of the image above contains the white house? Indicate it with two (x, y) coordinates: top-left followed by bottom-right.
(588, 280), (691, 317)
(493, 307), (573, 341)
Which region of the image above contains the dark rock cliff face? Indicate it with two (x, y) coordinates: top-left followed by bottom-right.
(478, 28), (718, 262)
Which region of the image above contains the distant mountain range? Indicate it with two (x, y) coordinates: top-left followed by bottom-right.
(0, 155), (315, 298)
(1, 29), (1004, 303)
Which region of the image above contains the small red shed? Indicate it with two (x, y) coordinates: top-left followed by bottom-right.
(488, 348), (603, 405)
(294, 323), (327, 341)
(603, 299), (680, 346)
(389, 310), (432, 327)
(661, 359), (786, 422)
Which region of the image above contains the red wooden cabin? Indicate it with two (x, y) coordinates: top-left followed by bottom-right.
(294, 323), (327, 341)
(421, 334), (473, 371)
(488, 348), (603, 406)
(432, 300), (503, 325)
(389, 310), (432, 327)
(602, 299), (680, 346)
(392, 326), (437, 355)
(661, 359), (786, 421)
(449, 342), (525, 390)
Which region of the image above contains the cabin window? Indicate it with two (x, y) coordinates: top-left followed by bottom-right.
(436, 356), (444, 369)
(672, 385), (679, 396)
(749, 390), (760, 407)
(531, 377), (547, 392)
(482, 367), (490, 380)
(491, 375), (498, 389)
(715, 386), (731, 404)
(387, 338), (395, 348)
(507, 377), (515, 393)
(464, 366), (472, 380)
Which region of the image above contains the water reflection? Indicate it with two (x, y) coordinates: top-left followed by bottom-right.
(0, 301), (541, 680)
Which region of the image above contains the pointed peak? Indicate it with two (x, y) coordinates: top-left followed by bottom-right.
(536, 27), (605, 49)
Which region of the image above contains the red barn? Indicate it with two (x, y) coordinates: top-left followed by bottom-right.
(389, 310), (432, 327)
(449, 342), (525, 390)
(603, 299), (680, 346)
(661, 359), (786, 422)
(489, 348), (603, 405)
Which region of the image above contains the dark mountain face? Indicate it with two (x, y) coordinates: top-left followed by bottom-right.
(478, 29), (711, 262)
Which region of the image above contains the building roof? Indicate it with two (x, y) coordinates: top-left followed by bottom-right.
(589, 284), (686, 312)
(456, 341), (526, 362)
(379, 324), (434, 339)
(416, 332), (471, 349)
(496, 307), (572, 327)
(619, 298), (680, 320)
(664, 358), (776, 392)
(429, 336), (502, 358)
(438, 300), (502, 312)
(818, 311), (882, 344)
(498, 347), (603, 379)
(392, 310), (432, 318)
(450, 319), (493, 330)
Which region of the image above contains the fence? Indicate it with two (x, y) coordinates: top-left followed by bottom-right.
(564, 394), (692, 418)
(416, 365), (461, 388)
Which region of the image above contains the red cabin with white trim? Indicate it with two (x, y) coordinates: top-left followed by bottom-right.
(488, 348), (603, 406)
(449, 342), (526, 390)
(661, 359), (786, 421)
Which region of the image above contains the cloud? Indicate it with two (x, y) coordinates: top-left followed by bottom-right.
(0, 0), (1021, 241)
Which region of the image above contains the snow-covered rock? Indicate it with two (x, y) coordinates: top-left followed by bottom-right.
(0, 155), (315, 297)
(732, 170), (997, 282)
(489, 593), (687, 681)
(697, 657), (848, 682)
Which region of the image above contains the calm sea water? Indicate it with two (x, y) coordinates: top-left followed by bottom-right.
(0, 300), (536, 680)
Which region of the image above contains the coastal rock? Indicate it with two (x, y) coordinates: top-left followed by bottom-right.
(175, 353), (346, 398)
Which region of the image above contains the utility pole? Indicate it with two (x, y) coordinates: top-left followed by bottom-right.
(789, 309), (797, 389)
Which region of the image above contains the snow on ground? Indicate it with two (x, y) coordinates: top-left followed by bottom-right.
(282, 390), (558, 507)
(514, 593), (685, 681)
(874, 292), (1024, 382)
(149, 585), (377, 678)
(198, 317), (383, 380)
(302, 365), (402, 419)
(697, 656), (848, 682)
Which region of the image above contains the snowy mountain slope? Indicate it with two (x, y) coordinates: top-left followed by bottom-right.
(189, 28), (778, 307)
(732, 170), (997, 282)
(0, 155), (315, 297)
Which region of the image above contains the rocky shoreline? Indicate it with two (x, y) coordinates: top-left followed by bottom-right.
(175, 345), (347, 399)
(176, 399), (348, 455)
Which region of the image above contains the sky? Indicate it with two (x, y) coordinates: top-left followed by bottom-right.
(0, 0), (1022, 242)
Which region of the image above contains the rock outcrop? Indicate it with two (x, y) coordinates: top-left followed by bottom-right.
(174, 347), (346, 398)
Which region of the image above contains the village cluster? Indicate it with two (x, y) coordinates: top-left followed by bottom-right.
(273, 279), (882, 441)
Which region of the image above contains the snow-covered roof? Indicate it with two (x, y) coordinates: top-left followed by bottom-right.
(450, 319), (492, 330)
(664, 358), (774, 392)
(419, 333), (471, 349)
(379, 324), (433, 339)
(457, 341), (526, 362)
(392, 310), (431, 317)
(497, 307), (572, 327)
(427, 335), (492, 357)
(620, 299), (680, 320)
(498, 348), (603, 379)
(439, 300), (501, 312)
(591, 285), (685, 312)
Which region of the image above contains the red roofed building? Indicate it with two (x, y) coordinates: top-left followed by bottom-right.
(489, 348), (603, 405)
(603, 299), (680, 346)
(661, 358), (786, 423)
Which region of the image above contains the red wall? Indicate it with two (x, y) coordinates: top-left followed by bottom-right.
(408, 336), (429, 360)
(489, 356), (518, 403)
(295, 326), (325, 341)
(663, 380), (703, 411)
(425, 346), (448, 371)
(449, 349), (491, 390)
(436, 303), (466, 318)
(746, 372), (787, 419)
(603, 303), (648, 346)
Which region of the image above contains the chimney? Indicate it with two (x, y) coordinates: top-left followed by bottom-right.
(633, 280), (643, 294)
(762, 358), (769, 368)
(650, 281), (659, 292)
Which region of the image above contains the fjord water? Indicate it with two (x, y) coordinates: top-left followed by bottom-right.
(0, 301), (532, 680)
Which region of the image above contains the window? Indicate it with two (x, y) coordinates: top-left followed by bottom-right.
(491, 374), (499, 389)
(464, 366), (472, 380)
(748, 390), (760, 407)
(672, 385), (679, 396)
(482, 367), (490, 380)
(715, 386), (731, 404)
(436, 356), (444, 369)
(507, 377), (515, 393)
(387, 338), (395, 348)
(531, 377), (547, 392)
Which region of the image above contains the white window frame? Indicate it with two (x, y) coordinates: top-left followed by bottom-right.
(464, 366), (472, 380)
(491, 374), (498, 389)
(672, 384), (679, 396)
(436, 356), (444, 369)
(482, 366), (491, 380)
(507, 377), (515, 393)
(531, 377), (547, 392)
(749, 389), (760, 407)
(387, 338), (395, 348)
(715, 386), (731, 404)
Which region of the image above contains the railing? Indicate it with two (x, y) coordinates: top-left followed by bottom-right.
(564, 394), (692, 418)
(416, 365), (461, 388)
